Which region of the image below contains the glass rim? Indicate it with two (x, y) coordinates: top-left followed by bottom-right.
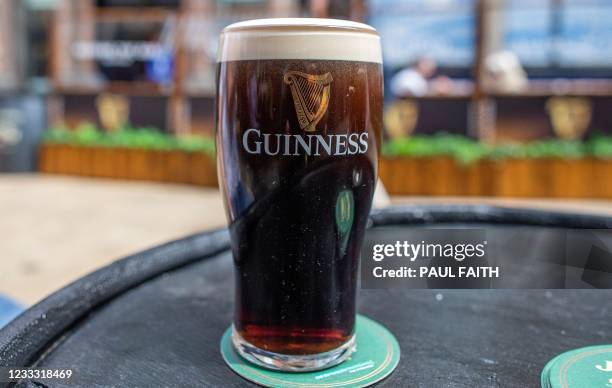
(222, 18), (379, 36)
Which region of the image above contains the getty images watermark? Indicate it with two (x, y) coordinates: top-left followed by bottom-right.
(372, 239), (495, 279)
(361, 228), (612, 289)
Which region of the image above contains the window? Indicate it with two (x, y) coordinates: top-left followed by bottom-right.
(368, 0), (475, 71)
(503, 0), (612, 76)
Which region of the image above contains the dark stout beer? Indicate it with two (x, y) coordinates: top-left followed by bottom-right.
(216, 18), (383, 371)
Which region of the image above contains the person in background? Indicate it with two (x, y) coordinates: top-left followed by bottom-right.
(483, 50), (528, 93)
(390, 57), (453, 97)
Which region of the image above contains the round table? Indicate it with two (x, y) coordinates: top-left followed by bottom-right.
(1, 205), (611, 387)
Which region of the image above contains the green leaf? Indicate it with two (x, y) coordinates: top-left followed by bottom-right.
(381, 134), (609, 163)
(43, 122), (215, 156)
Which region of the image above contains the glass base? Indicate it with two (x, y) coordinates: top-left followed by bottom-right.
(231, 326), (356, 372)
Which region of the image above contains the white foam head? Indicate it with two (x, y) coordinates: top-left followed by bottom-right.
(218, 18), (382, 64)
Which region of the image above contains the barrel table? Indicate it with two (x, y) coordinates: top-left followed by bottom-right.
(1, 205), (611, 387)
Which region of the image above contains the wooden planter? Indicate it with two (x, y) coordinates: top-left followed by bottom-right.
(378, 156), (612, 198)
(40, 145), (612, 198)
(592, 158), (612, 199)
(379, 157), (493, 197)
(39, 144), (218, 187)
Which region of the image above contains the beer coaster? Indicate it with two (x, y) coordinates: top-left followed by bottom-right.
(220, 315), (401, 387)
(541, 345), (612, 388)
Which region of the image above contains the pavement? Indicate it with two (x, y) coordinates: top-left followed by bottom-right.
(0, 174), (226, 305)
(1, 173), (612, 306)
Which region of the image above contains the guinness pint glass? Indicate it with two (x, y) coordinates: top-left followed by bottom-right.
(216, 18), (382, 371)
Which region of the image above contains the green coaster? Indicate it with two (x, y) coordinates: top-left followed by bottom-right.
(541, 345), (612, 388)
(220, 315), (401, 387)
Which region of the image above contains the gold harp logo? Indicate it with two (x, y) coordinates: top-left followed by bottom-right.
(283, 71), (333, 132)
(546, 97), (592, 140)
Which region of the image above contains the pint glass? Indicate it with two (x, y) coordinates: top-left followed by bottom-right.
(216, 18), (383, 371)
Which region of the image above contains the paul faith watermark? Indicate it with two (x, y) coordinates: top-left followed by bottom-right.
(370, 240), (498, 280)
(361, 227), (612, 289)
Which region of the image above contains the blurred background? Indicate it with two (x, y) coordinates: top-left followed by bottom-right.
(1, 0), (612, 315)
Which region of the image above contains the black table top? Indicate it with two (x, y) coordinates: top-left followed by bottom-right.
(1, 205), (612, 388)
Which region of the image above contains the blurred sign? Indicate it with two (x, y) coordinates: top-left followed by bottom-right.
(384, 100), (418, 139)
(69, 17), (176, 83)
(96, 94), (129, 132)
(72, 41), (166, 64)
(546, 97), (592, 140)
(146, 49), (173, 84)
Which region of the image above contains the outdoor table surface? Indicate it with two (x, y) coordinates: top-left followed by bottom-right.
(1, 205), (612, 388)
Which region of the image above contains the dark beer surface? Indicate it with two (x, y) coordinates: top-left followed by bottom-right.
(216, 59), (382, 355)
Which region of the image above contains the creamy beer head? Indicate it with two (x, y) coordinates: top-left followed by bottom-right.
(218, 18), (382, 63)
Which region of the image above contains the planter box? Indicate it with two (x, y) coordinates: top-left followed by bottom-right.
(39, 144), (218, 187)
(378, 156), (612, 199)
(592, 158), (612, 199)
(380, 157), (492, 197)
(39, 145), (612, 198)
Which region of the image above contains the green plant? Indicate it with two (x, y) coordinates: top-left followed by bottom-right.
(587, 135), (612, 159)
(383, 133), (612, 164)
(44, 125), (73, 144)
(43, 124), (216, 156)
(522, 139), (585, 159)
(383, 134), (489, 165)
